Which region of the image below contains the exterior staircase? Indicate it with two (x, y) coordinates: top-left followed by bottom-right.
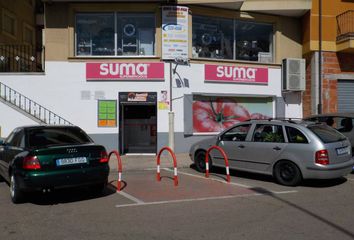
(0, 82), (72, 125)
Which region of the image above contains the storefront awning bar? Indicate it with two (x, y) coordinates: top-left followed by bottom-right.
(42, 0), (165, 2)
(240, 0), (312, 17)
(192, 93), (276, 98)
(43, 0), (244, 11)
(177, 0), (244, 10)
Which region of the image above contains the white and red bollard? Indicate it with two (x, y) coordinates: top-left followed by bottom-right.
(205, 145), (230, 183)
(108, 150), (123, 191)
(156, 146), (178, 186)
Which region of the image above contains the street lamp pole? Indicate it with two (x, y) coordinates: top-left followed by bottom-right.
(168, 62), (175, 151)
(318, 0), (322, 114)
(168, 57), (188, 151)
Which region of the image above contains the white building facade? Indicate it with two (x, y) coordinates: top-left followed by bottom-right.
(0, 0), (309, 153)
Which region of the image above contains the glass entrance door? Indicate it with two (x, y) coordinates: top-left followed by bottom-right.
(120, 104), (157, 154)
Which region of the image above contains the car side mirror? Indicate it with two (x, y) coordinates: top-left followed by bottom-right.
(0, 139), (4, 145)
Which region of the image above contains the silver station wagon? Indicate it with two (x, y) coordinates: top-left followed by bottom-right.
(189, 119), (354, 186)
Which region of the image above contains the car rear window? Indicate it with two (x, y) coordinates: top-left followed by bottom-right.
(28, 127), (92, 148)
(307, 124), (347, 143)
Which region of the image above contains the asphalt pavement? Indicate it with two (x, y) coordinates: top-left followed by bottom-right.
(1, 152), (354, 240)
(109, 153), (192, 171)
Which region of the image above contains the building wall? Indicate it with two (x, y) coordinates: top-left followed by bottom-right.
(322, 52), (353, 114)
(44, 3), (303, 63)
(0, 0), (36, 45)
(302, 50), (354, 117)
(44, 3), (70, 61)
(303, 0), (354, 52)
(302, 0), (354, 116)
(0, 2), (305, 152)
(0, 61), (292, 152)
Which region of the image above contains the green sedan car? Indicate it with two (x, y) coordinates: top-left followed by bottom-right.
(0, 125), (110, 203)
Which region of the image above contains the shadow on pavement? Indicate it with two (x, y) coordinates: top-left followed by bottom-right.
(190, 164), (349, 188)
(190, 163), (274, 183)
(252, 187), (354, 239)
(301, 177), (347, 188)
(25, 182), (117, 205)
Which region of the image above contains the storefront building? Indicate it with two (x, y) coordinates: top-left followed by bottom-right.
(0, 0), (310, 153)
(302, 0), (354, 116)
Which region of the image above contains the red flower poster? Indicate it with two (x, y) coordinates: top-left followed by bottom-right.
(193, 97), (272, 133)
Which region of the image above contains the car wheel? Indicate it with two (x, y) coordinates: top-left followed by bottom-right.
(194, 151), (211, 173)
(10, 173), (24, 204)
(274, 160), (302, 186)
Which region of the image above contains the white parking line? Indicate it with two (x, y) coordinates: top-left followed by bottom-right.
(165, 168), (298, 194)
(114, 168), (297, 208)
(117, 191), (145, 204)
(164, 168), (252, 188)
(115, 190), (297, 208)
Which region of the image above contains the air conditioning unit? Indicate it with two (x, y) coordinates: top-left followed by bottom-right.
(282, 58), (306, 91)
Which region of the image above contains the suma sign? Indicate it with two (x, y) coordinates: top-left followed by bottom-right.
(86, 63), (165, 81)
(205, 64), (268, 84)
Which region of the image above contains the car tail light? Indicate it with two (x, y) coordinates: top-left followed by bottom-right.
(23, 156), (41, 170)
(315, 150), (329, 165)
(99, 151), (109, 163)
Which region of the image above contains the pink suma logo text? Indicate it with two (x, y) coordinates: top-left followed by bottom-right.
(99, 63), (149, 77)
(216, 66), (257, 80)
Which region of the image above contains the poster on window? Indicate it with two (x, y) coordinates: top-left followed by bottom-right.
(158, 90), (169, 110)
(162, 6), (189, 60)
(193, 96), (273, 133)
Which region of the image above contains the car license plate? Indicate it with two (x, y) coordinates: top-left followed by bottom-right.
(56, 157), (87, 166)
(336, 146), (350, 156)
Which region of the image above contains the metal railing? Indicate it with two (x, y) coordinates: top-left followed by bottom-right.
(337, 10), (354, 41)
(0, 82), (72, 125)
(0, 45), (45, 72)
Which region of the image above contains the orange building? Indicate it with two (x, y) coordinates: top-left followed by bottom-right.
(302, 0), (354, 116)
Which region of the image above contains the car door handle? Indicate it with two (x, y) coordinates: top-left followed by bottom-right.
(273, 146), (281, 151)
(238, 145), (245, 149)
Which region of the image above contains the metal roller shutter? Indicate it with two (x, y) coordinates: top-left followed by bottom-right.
(338, 80), (354, 112)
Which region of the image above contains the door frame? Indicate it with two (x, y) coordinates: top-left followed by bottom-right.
(118, 92), (157, 154)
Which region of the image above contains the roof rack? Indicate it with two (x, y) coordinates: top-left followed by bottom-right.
(247, 118), (303, 124)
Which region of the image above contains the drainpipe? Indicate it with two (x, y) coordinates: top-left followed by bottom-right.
(318, 0), (322, 114)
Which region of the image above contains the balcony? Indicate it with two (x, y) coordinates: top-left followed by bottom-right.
(0, 45), (45, 73)
(336, 10), (354, 52)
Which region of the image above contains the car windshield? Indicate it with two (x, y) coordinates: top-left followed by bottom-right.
(307, 124), (347, 143)
(28, 127), (92, 148)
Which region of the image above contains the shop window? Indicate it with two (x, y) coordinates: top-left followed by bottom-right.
(192, 15), (273, 63)
(192, 16), (233, 60)
(98, 100), (117, 127)
(76, 13), (115, 56)
(235, 21), (273, 62)
(117, 14), (155, 56)
(75, 13), (155, 57)
(2, 10), (17, 38)
(192, 95), (273, 133)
